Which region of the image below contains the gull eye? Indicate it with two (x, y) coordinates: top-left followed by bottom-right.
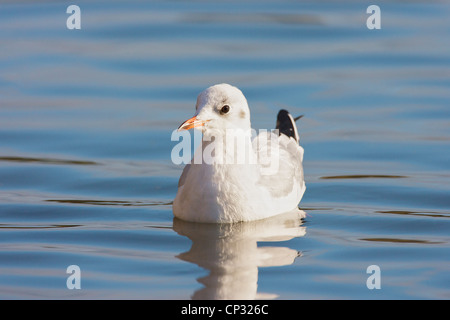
(220, 105), (230, 115)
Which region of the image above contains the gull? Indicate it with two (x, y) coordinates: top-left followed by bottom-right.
(173, 83), (306, 223)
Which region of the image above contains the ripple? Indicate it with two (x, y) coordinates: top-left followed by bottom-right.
(320, 174), (408, 180)
(182, 12), (323, 26)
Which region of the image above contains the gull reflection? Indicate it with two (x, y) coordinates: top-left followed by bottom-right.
(173, 209), (306, 300)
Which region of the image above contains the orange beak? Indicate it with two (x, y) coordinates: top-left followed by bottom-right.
(177, 116), (207, 131)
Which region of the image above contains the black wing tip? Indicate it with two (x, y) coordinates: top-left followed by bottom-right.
(276, 109), (301, 142)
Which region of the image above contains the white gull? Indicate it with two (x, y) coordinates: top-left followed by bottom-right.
(173, 83), (306, 223)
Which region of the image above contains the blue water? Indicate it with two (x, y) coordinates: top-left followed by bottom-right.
(0, 0), (449, 299)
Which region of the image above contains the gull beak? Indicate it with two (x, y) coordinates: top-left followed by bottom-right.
(177, 116), (207, 131)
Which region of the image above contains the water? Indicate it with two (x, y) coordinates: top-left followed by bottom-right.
(0, 0), (449, 299)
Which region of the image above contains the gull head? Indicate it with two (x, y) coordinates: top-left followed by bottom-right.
(178, 83), (251, 136)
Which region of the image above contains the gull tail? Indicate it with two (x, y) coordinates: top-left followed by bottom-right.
(276, 109), (303, 142)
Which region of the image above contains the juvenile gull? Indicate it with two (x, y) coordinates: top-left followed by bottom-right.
(173, 83), (306, 223)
